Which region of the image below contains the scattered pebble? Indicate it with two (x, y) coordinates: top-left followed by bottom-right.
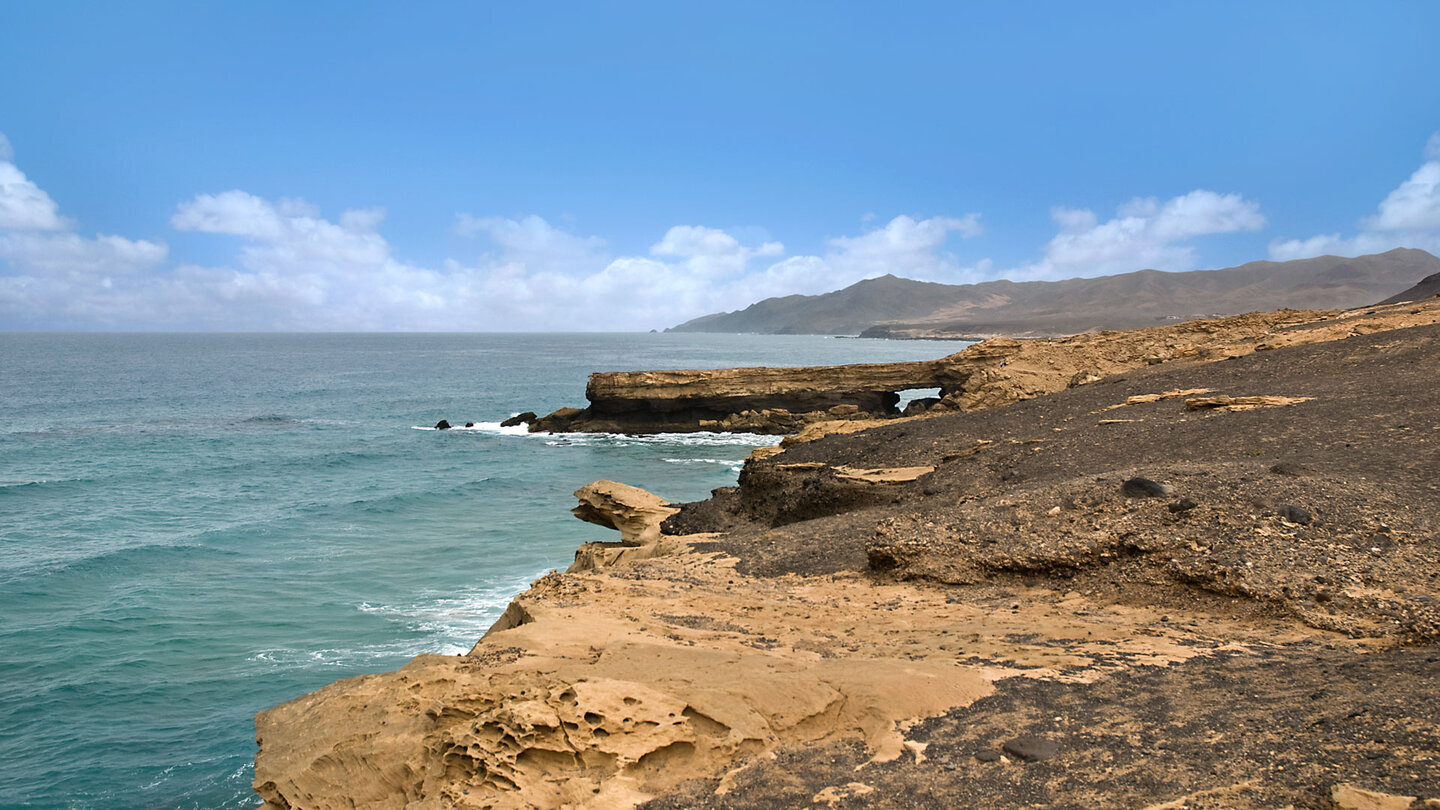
(974, 750), (1002, 763)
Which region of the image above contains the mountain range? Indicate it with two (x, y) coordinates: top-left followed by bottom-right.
(667, 248), (1440, 338)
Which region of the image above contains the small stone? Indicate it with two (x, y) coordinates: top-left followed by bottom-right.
(1269, 462), (1313, 477)
(1168, 497), (1199, 514)
(1279, 505), (1313, 525)
(974, 750), (1002, 763)
(1002, 736), (1059, 762)
(1122, 477), (1173, 498)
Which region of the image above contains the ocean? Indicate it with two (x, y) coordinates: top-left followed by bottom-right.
(0, 332), (963, 809)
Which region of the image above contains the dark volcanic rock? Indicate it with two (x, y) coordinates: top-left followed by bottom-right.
(530, 407), (586, 432)
(1002, 736), (1059, 762)
(500, 412), (537, 428)
(1279, 504), (1314, 525)
(434, 419), (451, 430)
(1168, 497), (1199, 514)
(1122, 477), (1173, 498)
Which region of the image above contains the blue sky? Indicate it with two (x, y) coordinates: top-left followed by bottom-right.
(2, 2), (1439, 330)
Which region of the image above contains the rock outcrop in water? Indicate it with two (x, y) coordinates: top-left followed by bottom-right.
(256, 298), (1440, 810)
(524, 359), (960, 434)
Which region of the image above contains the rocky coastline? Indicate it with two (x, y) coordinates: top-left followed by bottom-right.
(509, 299), (1440, 436)
(254, 295), (1440, 809)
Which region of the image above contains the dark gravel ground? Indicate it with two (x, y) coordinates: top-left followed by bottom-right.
(642, 642), (1440, 809)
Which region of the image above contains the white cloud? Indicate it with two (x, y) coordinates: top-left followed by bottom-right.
(0, 194), (1008, 330)
(1014, 189), (1265, 280)
(1367, 160), (1440, 232)
(825, 214), (983, 281)
(0, 231), (167, 275)
(436, 214), (987, 330)
(0, 161), (70, 231)
(649, 225), (784, 280)
(0, 129), (1298, 331)
(1270, 132), (1440, 260)
(455, 213), (606, 270)
(0, 136), (171, 328)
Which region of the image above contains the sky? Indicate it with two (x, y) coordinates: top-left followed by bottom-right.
(2, 2), (1440, 332)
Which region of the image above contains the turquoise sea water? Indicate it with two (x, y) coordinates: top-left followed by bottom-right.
(0, 332), (962, 809)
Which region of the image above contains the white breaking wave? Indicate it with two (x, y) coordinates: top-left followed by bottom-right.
(543, 430), (776, 448)
(353, 572), (545, 654)
(413, 422), (778, 449)
(410, 421), (530, 435)
(662, 457), (745, 472)
(248, 570), (552, 668)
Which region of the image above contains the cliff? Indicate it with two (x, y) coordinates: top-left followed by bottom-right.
(254, 298), (1440, 809)
(666, 248), (1440, 338)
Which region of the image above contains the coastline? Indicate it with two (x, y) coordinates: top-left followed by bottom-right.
(253, 299), (1440, 809)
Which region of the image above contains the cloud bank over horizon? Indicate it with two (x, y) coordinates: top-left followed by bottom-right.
(2, 131), (1438, 331)
(1270, 134), (1440, 261)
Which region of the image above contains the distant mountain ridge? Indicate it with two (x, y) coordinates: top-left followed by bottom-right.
(667, 248), (1440, 338)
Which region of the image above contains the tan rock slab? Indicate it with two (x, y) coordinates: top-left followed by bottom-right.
(832, 465), (935, 484)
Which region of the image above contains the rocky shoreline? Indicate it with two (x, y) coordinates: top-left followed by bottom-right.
(254, 296), (1440, 809)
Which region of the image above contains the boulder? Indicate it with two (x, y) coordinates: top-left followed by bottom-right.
(434, 419), (451, 430)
